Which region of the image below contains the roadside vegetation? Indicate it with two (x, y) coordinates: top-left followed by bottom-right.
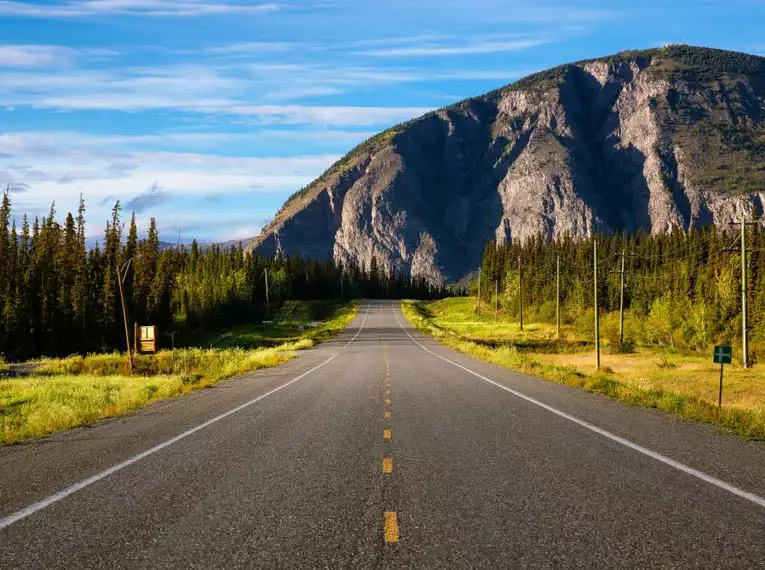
(402, 298), (765, 439)
(0, 301), (358, 446)
(0, 194), (444, 363)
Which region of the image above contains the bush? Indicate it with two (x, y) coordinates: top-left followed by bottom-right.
(574, 307), (596, 338)
(681, 301), (716, 350)
(646, 294), (687, 348)
(655, 356), (679, 369)
(748, 339), (765, 365)
(536, 300), (558, 324)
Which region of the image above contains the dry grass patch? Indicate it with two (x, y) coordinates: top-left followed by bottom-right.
(402, 299), (765, 439)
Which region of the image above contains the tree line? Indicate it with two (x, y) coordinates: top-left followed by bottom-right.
(478, 225), (764, 354)
(0, 194), (447, 361)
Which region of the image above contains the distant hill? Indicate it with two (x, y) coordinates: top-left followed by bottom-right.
(247, 45), (765, 283)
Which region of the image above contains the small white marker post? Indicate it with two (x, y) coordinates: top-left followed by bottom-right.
(713, 345), (732, 408)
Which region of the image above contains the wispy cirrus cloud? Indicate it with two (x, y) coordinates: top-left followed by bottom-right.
(203, 41), (294, 54)
(0, 44), (116, 67)
(0, 130), (341, 237)
(0, 0), (281, 17)
(0, 62), (438, 124)
(358, 35), (552, 58)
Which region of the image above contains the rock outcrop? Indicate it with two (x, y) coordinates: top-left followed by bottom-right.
(248, 46), (765, 283)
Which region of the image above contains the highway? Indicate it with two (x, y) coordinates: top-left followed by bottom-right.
(1, 300), (765, 568)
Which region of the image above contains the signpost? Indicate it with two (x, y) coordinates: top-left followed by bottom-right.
(713, 345), (732, 408)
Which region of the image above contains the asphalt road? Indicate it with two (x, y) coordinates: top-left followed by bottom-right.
(2, 300), (765, 569)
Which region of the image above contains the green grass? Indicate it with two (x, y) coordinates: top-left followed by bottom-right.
(401, 299), (765, 440)
(194, 300), (358, 350)
(1, 374), (186, 445)
(0, 301), (358, 445)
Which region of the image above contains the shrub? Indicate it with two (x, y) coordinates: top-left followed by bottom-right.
(681, 301), (716, 350)
(655, 356), (679, 369)
(536, 300), (558, 324)
(646, 294), (687, 348)
(574, 307), (596, 338)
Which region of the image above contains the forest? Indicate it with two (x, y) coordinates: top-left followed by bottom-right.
(0, 193), (446, 361)
(477, 224), (762, 356)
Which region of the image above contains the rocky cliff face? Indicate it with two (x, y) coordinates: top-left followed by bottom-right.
(248, 46), (765, 284)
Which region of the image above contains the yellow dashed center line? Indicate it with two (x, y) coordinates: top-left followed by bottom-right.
(384, 512), (399, 543)
(381, 351), (398, 544)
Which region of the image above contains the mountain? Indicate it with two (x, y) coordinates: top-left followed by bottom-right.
(248, 46), (765, 284)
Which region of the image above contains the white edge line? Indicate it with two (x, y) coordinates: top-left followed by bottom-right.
(344, 301), (373, 348)
(392, 305), (765, 509)
(0, 353), (339, 531)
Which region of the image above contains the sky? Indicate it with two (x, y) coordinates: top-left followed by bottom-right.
(1, 0), (764, 244)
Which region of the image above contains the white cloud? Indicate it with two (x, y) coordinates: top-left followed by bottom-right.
(361, 37), (551, 58)
(215, 104), (431, 126)
(0, 131), (339, 233)
(0, 63), (436, 124)
(0, 0), (281, 17)
(0, 44), (115, 67)
(0, 45), (72, 67)
(204, 42), (294, 54)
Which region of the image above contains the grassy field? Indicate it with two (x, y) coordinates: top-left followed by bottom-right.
(0, 301), (358, 446)
(185, 300), (357, 350)
(402, 298), (765, 439)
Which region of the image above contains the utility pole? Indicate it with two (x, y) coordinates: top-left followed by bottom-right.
(494, 279), (498, 321)
(476, 266), (482, 316)
(594, 240), (600, 370)
(518, 257), (523, 331)
(264, 268), (270, 315)
(117, 255), (142, 375)
(741, 220), (749, 368)
(619, 249), (626, 346)
(117, 267), (132, 374)
(556, 255), (561, 338)
(727, 219), (757, 367)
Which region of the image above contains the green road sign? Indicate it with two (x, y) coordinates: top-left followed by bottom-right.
(713, 345), (732, 364)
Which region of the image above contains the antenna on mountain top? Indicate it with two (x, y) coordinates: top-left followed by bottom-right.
(177, 230), (181, 249)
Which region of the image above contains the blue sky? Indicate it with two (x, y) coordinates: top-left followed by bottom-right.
(1, 0), (764, 243)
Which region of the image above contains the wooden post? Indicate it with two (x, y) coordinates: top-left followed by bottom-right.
(477, 266), (482, 316)
(518, 257), (523, 331)
(494, 279), (498, 321)
(594, 240), (600, 371)
(741, 220), (749, 368)
(556, 255), (561, 338)
(619, 249), (626, 346)
(117, 267), (132, 374)
(265, 268), (270, 316)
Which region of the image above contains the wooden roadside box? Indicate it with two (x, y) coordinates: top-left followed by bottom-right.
(134, 325), (158, 354)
